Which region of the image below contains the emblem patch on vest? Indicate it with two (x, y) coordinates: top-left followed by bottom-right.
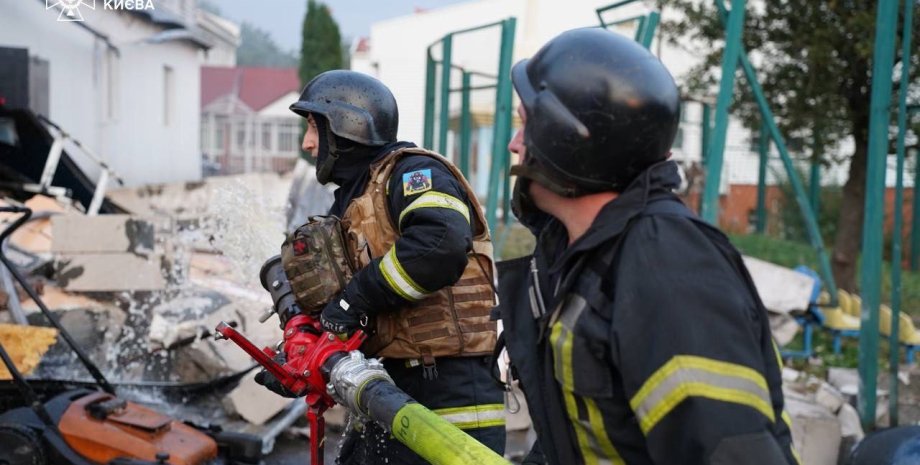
(402, 169), (433, 196)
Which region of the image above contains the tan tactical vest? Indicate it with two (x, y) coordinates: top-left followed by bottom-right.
(342, 147), (497, 360)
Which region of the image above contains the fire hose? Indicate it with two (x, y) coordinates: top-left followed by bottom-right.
(213, 323), (510, 465)
(213, 257), (510, 465)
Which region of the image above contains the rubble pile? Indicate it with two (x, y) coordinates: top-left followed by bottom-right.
(0, 172), (319, 434)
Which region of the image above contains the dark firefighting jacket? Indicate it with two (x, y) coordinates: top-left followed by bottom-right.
(496, 161), (799, 465)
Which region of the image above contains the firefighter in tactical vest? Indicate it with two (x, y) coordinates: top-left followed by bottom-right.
(496, 28), (799, 465)
(256, 70), (505, 465)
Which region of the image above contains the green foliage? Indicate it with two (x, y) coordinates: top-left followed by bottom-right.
(660, 0), (920, 154)
(300, 0), (343, 87)
(237, 22), (298, 68)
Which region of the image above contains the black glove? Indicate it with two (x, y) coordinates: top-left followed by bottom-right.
(320, 295), (366, 336)
(253, 353), (297, 398)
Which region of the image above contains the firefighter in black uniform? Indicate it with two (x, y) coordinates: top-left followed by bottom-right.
(257, 70), (505, 465)
(496, 28), (800, 465)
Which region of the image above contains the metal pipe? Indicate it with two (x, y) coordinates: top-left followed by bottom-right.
(459, 72), (473, 178)
(755, 124), (769, 234)
(858, 0), (900, 429)
(639, 11), (660, 49)
(700, 0), (747, 224)
(438, 35), (453, 156)
(424, 50), (436, 150)
(889, 0), (915, 427)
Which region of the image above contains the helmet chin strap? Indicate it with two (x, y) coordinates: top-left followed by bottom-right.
(315, 117), (339, 185)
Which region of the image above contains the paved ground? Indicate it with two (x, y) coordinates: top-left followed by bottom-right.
(265, 427), (532, 464)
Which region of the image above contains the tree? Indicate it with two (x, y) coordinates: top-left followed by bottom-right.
(661, 0), (920, 292)
(300, 0), (343, 87)
(237, 22), (298, 68)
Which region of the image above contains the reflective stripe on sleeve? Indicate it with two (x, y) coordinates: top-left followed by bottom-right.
(398, 191), (471, 230)
(379, 247), (429, 301)
(629, 355), (776, 435)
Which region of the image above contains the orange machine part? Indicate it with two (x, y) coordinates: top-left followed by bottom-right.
(58, 392), (218, 465)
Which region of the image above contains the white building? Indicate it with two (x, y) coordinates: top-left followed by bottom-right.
(0, 0), (210, 187)
(200, 66), (303, 175)
(197, 9), (240, 67)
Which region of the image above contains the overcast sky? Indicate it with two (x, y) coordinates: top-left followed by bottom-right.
(211, 0), (469, 53)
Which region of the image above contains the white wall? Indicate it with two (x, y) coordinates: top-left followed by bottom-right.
(0, 2), (203, 187)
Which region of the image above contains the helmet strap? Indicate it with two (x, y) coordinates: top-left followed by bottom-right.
(315, 118), (339, 185)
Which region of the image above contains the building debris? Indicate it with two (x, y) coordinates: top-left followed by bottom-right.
(0, 323), (58, 378)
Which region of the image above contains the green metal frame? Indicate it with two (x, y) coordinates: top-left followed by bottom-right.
(809, 133), (822, 216)
(709, 0), (839, 306)
(889, 0), (915, 427)
(701, 0), (747, 224)
(422, 18), (517, 234)
(755, 125), (769, 234)
(596, 0), (660, 49)
(908, 103), (920, 270)
(858, 0), (899, 430)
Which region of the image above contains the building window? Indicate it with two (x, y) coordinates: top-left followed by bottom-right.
(262, 122), (273, 151)
(236, 121), (247, 153)
(163, 66), (174, 126)
(214, 116), (228, 151)
(277, 121), (298, 154)
(201, 117), (210, 152)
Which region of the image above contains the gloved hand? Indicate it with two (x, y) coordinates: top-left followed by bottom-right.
(253, 352), (297, 398)
(320, 295), (366, 336)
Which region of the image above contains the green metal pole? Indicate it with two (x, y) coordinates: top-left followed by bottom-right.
(913, 148), (920, 270)
(809, 132), (822, 216)
(756, 125), (769, 234)
(701, 0), (747, 224)
(858, 0), (899, 430)
(459, 71), (472, 179)
(714, 0), (839, 305)
(423, 51), (437, 150)
(438, 34), (453, 156)
(634, 15), (649, 43)
(487, 18), (517, 232)
(639, 11), (660, 49)
(699, 103), (712, 216)
(890, 0), (914, 427)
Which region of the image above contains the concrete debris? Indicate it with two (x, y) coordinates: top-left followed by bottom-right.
(837, 403), (864, 441)
(784, 389), (841, 465)
(224, 372), (292, 425)
(814, 382), (846, 414)
(0, 323), (58, 379)
(770, 313), (800, 347)
(742, 256), (815, 315)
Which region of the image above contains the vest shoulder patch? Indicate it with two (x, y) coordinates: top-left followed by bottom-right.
(402, 169), (433, 196)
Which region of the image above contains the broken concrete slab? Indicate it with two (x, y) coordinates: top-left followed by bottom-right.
(770, 313), (800, 347)
(742, 256), (815, 315)
(0, 323), (58, 379)
(838, 403), (864, 441)
(224, 371), (292, 425)
(55, 253), (167, 291)
(814, 382), (846, 414)
(51, 214), (170, 255)
(784, 390), (841, 465)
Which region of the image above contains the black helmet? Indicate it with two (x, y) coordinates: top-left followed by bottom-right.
(290, 70), (398, 146)
(511, 28), (680, 194)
